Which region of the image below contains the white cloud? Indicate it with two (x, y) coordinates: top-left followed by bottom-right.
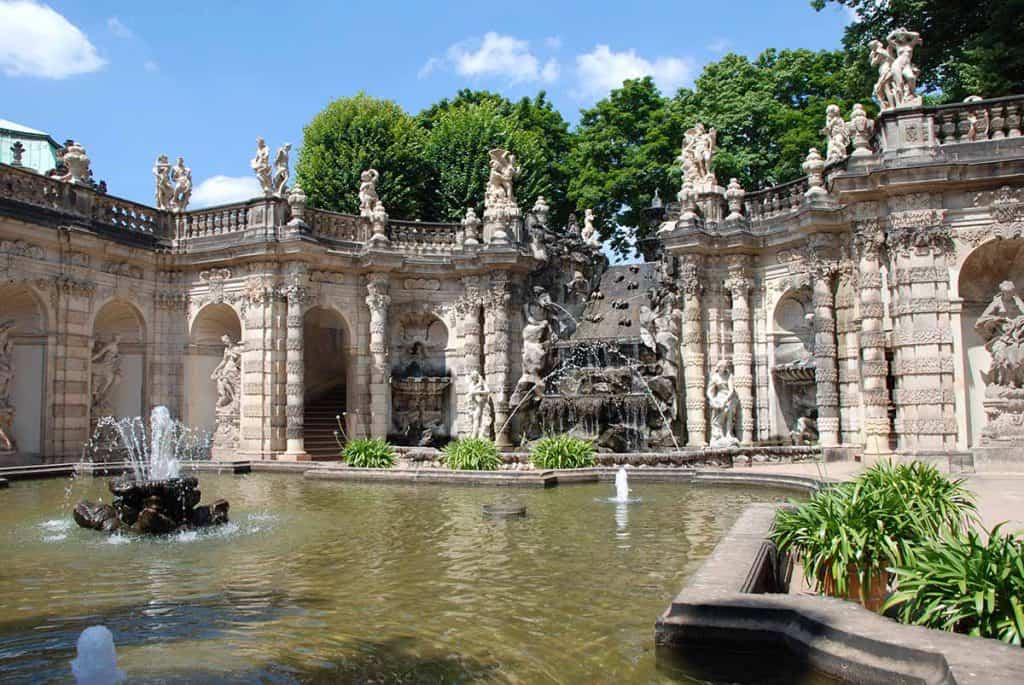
(417, 56), (441, 80)
(192, 175), (262, 208)
(575, 45), (695, 97)
(0, 1), (106, 78)
(143, 60), (159, 72)
(106, 16), (132, 39)
(445, 32), (558, 84)
(707, 37), (731, 54)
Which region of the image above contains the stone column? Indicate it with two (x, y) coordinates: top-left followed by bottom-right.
(365, 273), (391, 439)
(726, 257), (755, 444)
(283, 275), (310, 459)
(484, 272), (512, 447)
(458, 277), (484, 436)
(835, 266), (862, 444)
(239, 272), (279, 459)
(855, 221), (891, 454)
(812, 268), (841, 447)
(679, 256), (707, 446)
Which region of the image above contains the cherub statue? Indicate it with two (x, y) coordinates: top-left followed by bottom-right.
(680, 123), (717, 186)
(581, 209), (601, 249)
(359, 168), (380, 217)
(822, 104), (850, 163)
(486, 148), (519, 204)
(272, 143), (291, 197)
(251, 137), (272, 195)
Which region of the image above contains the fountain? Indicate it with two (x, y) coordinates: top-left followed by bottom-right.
(614, 466), (630, 503)
(73, 406), (229, 535)
(70, 625), (125, 685)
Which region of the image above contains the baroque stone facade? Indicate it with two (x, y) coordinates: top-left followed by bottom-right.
(1, 86), (1023, 464)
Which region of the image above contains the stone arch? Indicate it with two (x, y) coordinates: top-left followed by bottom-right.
(957, 238), (1024, 446)
(303, 305), (355, 453)
(185, 303), (243, 433)
(0, 281), (49, 457)
(91, 299), (146, 422)
(769, 286), (816, 439)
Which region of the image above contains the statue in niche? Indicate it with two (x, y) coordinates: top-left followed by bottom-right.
(790, 410), (819, 446)
(0, 319), (14, 409)
(359, 168), (380, 217)
(486, 148), (519, 206)
(468, 371), (493, 439)
(170, 157), (192, 212)
(680, 123), (717, 187)
(976, 280), (1024, 388)
(211, 335), (244, 411)
(152, 155), (174, 211)
(581, 209), (601, 249)
(868, 29), (922, 110)
(272, 143), (291, 197)
(707, 359), (739, 447)
(251, 137), (273, 195)
(91, 336), (123, 413)
(822, 104), (850, 163)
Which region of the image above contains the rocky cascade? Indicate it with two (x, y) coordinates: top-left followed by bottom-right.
(74, 477), (229, 535)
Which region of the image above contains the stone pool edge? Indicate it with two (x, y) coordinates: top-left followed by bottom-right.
(655, 503), (1024, 685)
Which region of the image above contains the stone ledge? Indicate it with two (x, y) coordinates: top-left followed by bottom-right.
(0, 477), (7, 488)
(656, 503), (1024, 684)
(304, 465), (562, 488)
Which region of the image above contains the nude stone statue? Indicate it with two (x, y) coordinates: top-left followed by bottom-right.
(581, 209), (601, 249)
(153, 155), (173, 211)
(680, 123), (717, 186)
(469, 370), (493, 439)
(486, 148), (519, 205)
(868, 28), (922, 110)
(0, 319), (14, 409)
(707, 359), (739, 447)
(211, 335), (243, 411)
(272, 143), (291, 197)
(170, 157), (192, 212)
(91, 335), (123, 412)
(976, 280), (1024, 388)
(359, 169), (380, 217)
(251, 137), (272, 195)
(822, 104), (850, 163)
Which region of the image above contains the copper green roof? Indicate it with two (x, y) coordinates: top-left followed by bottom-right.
(0, 119), (61, 175)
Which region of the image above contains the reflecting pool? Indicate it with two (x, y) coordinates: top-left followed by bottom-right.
(0, 473), (803, 683)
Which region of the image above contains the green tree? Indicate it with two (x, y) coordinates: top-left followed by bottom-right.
(295, 93), (430, 218)
(418, 90), (571, 223)
(565, 77), (684, 254)
(812, 0), (1024, 101)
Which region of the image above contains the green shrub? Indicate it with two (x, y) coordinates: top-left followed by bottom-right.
(442, 438), (502, 471)
(342, 438), (396, 468)
(530, 435), (595, 469)
(772, 461), (978, 606)
(884, 525), (1024, 645)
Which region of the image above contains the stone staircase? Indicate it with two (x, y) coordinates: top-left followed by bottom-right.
(303, 386), (346, 461)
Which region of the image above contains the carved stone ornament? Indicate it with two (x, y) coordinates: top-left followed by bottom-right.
(887, 194), (952, 256)
(965, 186), (1024, 245)
(846, 104), (876, 158)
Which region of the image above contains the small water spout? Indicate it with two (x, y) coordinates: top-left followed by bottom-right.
(148, 406), (179, 481)
(71, 625), (125, 685)
(614, 466), (630, 503)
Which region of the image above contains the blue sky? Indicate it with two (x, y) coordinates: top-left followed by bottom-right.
(1, 0), (852, 207)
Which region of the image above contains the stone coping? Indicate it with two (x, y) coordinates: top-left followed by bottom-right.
(0, 477), (7, 489)
(656, 503), (1024, 684)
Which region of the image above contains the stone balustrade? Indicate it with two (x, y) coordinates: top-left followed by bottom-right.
(932, 94), (1024, 144)
(306, 208), (365, 242)
(180, 202), (249, 238)
(93, 194), (166, 235)
(744, 177), (810, 225)
(387, 219), (460, 251)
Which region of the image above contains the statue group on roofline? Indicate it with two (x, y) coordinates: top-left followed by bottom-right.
(868, 28), (923, 111)
(252, 137), (291, 198)
(153, 155), (192, 212)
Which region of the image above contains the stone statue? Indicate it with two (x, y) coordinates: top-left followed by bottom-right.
(91, 336), (122, 413)
(251, 137), (273, 196)
(640, 290), (681, 382)
(469, 370), (493, 439)
(514, 287), (553, 404)
(272, 143), (291, 197)
(707, 359), (739, 447)
(211, 335), (243, 411)
(790, 412), (819, 446)
(359, 169), (380, 217)
(0, 319), (14, 409)
(10, 141), (24, 167)
(680, 123), (717, 187)
(462, 207), (481, 246)
(822, 104), (850, 163)
(170, 157), (192, 212)
(486, 148), (519, 205)
(581, 209), (601, 249)
(153, 155), (174, 211)
(868, 29), (922, 110)
(976, 281), (1024, 389)
(531, 195), (550, 228)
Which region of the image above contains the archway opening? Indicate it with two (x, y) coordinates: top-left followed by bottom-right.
(0, 283), (46, 457)
(91, 300), (145, 422)
(303, 307), (351, 456)
(958, 239), (1024, 446)
(771, 287), (816, 442)
(185, 304), (242, 433)
(389, 310), (452, 446)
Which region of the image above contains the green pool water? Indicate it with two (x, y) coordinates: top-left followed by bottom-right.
(0, 473), (811, 683)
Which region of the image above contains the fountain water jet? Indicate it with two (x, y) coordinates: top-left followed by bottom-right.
(70, 625), (125, 685)
(614, 466), (630, 503)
